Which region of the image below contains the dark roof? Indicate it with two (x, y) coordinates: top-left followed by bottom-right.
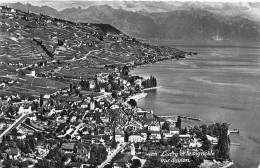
(104, 127), (110, 133)
(82, 134), (93, 140)
(61, 143), (75, 150)
(169, 126), (179, 131)
(98, 127), (105, 135)
(67, 162), (82, 167)
(113, 154), (133, 164)
(5, 147), (19, 155)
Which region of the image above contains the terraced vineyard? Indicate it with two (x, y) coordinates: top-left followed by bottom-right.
(0, 6), (187, 98)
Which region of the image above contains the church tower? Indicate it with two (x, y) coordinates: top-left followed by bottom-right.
(90, 96), (95, 111)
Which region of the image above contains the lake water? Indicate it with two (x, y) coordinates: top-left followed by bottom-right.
(131, 40), (260, 168)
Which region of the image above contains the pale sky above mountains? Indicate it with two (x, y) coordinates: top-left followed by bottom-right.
(1, 0), (260, 22)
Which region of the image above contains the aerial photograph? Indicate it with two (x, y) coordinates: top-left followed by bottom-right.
(0, 0), (260, 167)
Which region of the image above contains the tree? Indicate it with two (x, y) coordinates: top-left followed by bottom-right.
(192, 126), (203, 139)
(176, 116), (182, 129)
(160, 138), (168, 146)
(216, 123), (230, 160)
(45, 147), (65, 168)
(128, 99), (137, 108)
(40, 94), (43, 107)
(180, 127), (187, 134)
(35, 132), (45, 142)
(2, 159), (15, 168)
(23, 139), (31, 154)
(104, 165), (113, 168)
(65, 134), (71, 140)
(25, 118), (31, 125)
(29, 138), (36, 152)
(8, 106), (14, 115)
(161, 121), (170, 131)
(121, 65), (130, 76)
(11, 128), (18, 136)
(1, 135), (6, 146)
(111, 140), (117, 149)
(212, 123), (221, 137)
(130, 159), (142, 168)
(56, 123), (66, 133)
(89, 145), (108, 166)
(111, 90), (118, 99)
(200, 124), (208, 135)
(35, 158), (52, 168)
(168, 134), (180, 146)
(202, 139), (212, 151)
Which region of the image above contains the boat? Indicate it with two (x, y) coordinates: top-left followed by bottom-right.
(229, 129), (239, 134)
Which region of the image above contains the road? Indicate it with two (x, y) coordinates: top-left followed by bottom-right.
(0, 111), (37, 139)
(97, 142), (128, 168)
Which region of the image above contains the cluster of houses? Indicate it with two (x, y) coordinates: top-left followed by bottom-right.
(0, 66), (193, 168)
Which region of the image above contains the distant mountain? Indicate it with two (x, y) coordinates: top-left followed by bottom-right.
(7, 2), (60, 17)
(6, 3), (260, 42)
(148, 9), (260, 41)
(59, 5), (161, 39)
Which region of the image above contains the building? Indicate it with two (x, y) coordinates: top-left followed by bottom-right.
(61, 143), (75, 153)
(81, 100), (89, 109)
(128, 134), (146, 143)
(150, 131), (162, 141)
(18, 105), (31, 115)
(148, 123), (160, 132)
(135, 79), (142, 87)
(31, 70), (35, 76)
(100, 87), (105, 93)
(89, 80), (95, 89)
(112, 128), (125, 143)
(112, 154), (133, 168)
(90, 96), (95, 111)
(5, 147), (20, 160)
(169, 126), (179, 134)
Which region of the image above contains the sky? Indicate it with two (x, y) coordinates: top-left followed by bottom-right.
(1, 0), (260, 21)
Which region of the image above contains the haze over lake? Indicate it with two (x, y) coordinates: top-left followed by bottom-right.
(131, 41), (260, 168)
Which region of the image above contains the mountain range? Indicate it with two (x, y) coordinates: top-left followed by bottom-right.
(5, 2), (260, 42)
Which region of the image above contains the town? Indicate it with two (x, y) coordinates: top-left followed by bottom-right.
(0, 5), (232, 168)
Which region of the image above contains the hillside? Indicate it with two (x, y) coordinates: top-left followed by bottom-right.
(6, 3), (260, 42)
(0, 6), (186, 97)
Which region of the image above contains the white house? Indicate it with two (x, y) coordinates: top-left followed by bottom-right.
(148, 123), (160, 132)
(135, 79), (142, 87)
(150, 131), (162, 141)
(113, 134), (124, 143)
(89, 80), (95, 89)
(129, 134), (146, 143)
(18, 106), (31, 115)
(206, 135), (218, 144)
(100, 87), (105, 93)
(31, 70), (36, 77)
(10, 8), (15, 13)
(110, 104), (119, 109)
(43, 94), (50, 99)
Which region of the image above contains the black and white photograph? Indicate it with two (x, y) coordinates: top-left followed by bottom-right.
(0, 0), (260, 167)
